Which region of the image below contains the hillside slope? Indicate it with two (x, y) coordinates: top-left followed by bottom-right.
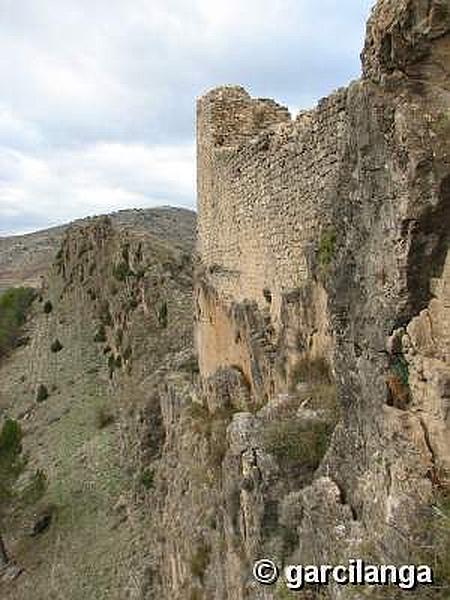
(1, 1), (450, 599)
(0, 207), (195, 292)
(0, 208), (196, 599)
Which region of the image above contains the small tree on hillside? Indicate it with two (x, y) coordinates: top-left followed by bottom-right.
(0, 287), (35, 358)
(0, 418), (26, 566)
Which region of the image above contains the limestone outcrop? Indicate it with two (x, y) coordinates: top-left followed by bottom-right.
(190, 0), (450, 598)
(2, 2), (450, 600)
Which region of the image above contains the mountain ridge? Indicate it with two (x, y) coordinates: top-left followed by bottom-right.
(0, 206), (196, 292)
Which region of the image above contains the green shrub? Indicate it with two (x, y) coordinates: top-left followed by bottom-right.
(140, 468), (155, 490)
(113, 261), (132, 282)
(50, 338), (63, 353)
(93, 324), (107, 343)
(0, 287), (35, 358)
(318, 227), (336, 268)
(391, 354), (409, 386)
(95, 405), (115, 429)
(0, 418), (23, 462)
(386, 353), (411, 409)
(0, 418), (25, 514)
(36, 384), (49, 403)
(263, 420), (332, 471)
(43, 300), (53, 314)
(158, 301), (168, 328)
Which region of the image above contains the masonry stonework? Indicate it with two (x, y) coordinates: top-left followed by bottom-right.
(193, 1), (450, 597)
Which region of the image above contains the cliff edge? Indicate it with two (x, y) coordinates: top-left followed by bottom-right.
(192, 0), (450, 598)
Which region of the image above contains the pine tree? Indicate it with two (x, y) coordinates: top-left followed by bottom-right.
(0, 418), (25, 566)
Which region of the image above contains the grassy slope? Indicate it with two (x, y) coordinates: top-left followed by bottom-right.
(0, 290), (141, 600)
(0, 211), (195, 599)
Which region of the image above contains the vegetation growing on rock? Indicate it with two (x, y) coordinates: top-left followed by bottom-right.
(0, 287), (35, 359)
(0, 418), (25, 565)
(35, 383), (49, 403)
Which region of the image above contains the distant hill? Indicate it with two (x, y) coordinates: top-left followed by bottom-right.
(0, 207), (196, 292)
(0, 207), (197, 598)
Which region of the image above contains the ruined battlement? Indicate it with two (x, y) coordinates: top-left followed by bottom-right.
(197, 85), (291, 150)
(196, 0), (450, 326)
(195, 0), (450, 402)
(197, 79), (349, 317)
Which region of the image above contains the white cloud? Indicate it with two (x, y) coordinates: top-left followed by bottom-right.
(0, 0), (375, 234)
(0, 142), (195, 233)
(0, 108), (43, 149)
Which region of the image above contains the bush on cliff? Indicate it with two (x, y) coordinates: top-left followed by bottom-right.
(0, 418), (48, 565)
(158, 301), (168, 328)
(36, 383), (49, 403)
(43, 300), (53, 314)
(0, 418), (25, 564)
(264, 419), (332, 472)
(50, 338), (63, 353)
(386, 353), (411, 409)
(0, 287), (35, 358)
(113, 261), (132, 282)
(93, 324), (107, 343)
(318, 227), (336, 268)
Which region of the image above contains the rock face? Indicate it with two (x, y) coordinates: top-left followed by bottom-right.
(189, 0), (450, 598)
(0, 208), (197, 600)
(0, 207), (195, 293)
(2, 3), (450, 600)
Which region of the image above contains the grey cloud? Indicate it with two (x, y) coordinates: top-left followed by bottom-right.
(0, 0), (375, 235)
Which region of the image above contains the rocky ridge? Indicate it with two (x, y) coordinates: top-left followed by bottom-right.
(0, 207), (195, 292)
(1, 1), (450, 599)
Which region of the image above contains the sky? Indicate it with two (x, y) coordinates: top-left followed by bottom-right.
(0, 0), (375, 236)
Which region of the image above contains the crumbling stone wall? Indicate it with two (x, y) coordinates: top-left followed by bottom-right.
(194, 1), (450, 597)
(197, 85), (346, 316)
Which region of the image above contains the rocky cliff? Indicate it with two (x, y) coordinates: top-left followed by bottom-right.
(0, 207), (197, 599)
(0, 207), (195, 293)
(189, 0), (450, 598)
(1, 1), (450, 600)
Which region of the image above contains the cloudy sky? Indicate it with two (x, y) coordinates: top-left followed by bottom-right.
(0, 0), (375, 236)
